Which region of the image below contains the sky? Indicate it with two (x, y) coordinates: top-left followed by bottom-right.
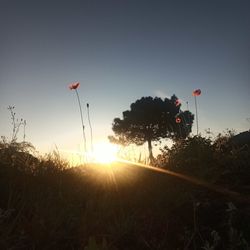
(0, 0), (249, 158)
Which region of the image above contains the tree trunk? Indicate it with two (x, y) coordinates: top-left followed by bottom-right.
(147, 139), (154, 165)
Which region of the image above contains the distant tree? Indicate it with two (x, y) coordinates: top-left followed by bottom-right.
(109, 96), (194, 163)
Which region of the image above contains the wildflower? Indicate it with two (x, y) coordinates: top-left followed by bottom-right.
(192, 89), (201, 96)
(69, 82), (80, 90)
(176, 117), (181, 123)
(192, 88), (202, 135)
(175, 99), (181, 106)
(68, 82), (87, 154)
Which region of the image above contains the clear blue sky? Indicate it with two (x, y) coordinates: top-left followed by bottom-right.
(0, 0), (249, 155)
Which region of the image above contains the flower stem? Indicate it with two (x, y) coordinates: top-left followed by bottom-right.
(194, 95), (199, 135)
(75, 89), (87, 153)
(87, 103), (93, 152)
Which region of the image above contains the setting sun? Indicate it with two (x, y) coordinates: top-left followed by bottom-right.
(91, 141), (119, 164)
(59, 142), (119, 165)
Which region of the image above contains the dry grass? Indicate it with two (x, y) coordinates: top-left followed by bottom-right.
(0, 138), (250, 249)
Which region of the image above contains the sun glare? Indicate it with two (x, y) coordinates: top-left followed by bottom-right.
(92, 141), (118, 164)
(59, 142), (119, 165)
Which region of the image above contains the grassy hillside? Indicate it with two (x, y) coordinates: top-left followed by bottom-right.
(0, 140), (250, 249)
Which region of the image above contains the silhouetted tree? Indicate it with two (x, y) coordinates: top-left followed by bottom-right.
(109, 96), (194, 163)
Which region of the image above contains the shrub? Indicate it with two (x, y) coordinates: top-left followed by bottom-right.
(158, 136), (214, 176)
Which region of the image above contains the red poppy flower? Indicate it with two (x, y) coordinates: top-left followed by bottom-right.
(175, 99), (181, 106)
(69, 82), (80, 90)
(192, 89), (201, 96)
(176, 117), (181, 123)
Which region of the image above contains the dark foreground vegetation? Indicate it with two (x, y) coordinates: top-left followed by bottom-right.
(0, 132), (250, 250)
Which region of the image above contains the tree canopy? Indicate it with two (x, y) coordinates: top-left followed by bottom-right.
(109, 95), (194, 163)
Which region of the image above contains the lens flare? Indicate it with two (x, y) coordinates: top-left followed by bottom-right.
(92, 141), (118, 164)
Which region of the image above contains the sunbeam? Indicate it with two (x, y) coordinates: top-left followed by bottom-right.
(117, 159), (250, 204)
